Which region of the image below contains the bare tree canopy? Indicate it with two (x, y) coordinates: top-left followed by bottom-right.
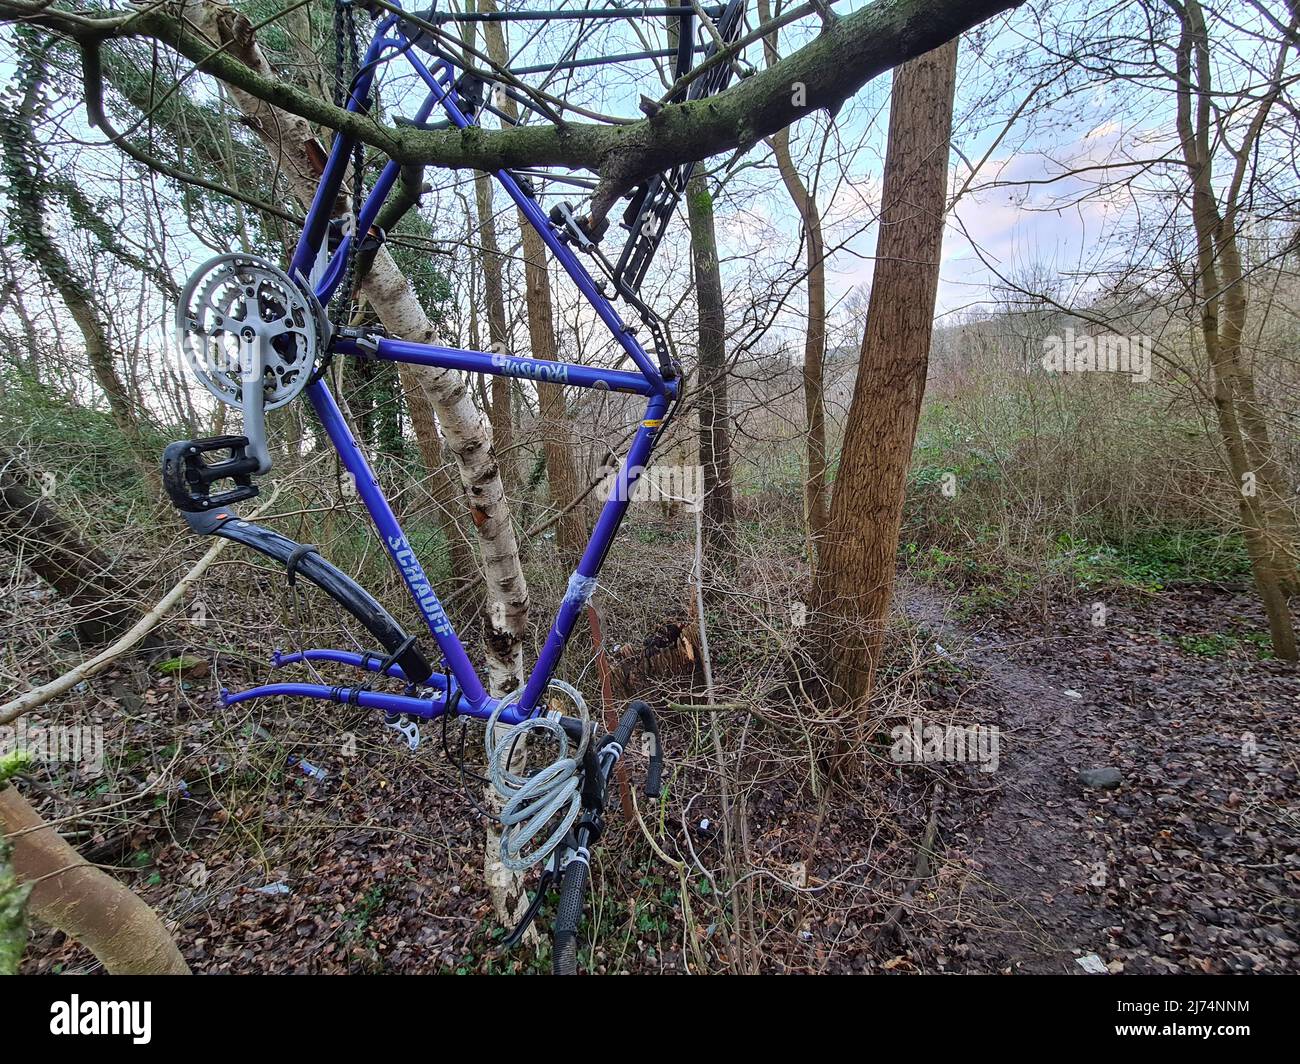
(0, 0), (1021, 223)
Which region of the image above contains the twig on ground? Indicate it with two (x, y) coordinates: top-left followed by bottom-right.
(875, 782), (943, 951)
(0, 486), (281, 725)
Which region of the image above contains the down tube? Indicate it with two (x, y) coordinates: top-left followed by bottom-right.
(518, 393), (671, 711)
(307, 378), (487, 708)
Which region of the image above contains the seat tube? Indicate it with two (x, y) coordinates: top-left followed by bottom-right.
(307, 379), (486, 708)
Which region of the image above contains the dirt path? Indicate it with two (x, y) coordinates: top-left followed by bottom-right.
(899, 580), (1114, 972)
(898, 579), (1300, 974)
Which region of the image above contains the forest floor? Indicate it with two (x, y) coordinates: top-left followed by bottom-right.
(9, 569), (1299, 974)
(898, 580), (1299, 974)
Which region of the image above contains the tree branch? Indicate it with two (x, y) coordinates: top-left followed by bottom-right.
(1, 0), (1023, 227)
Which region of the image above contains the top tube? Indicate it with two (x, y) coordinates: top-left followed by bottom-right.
(290, 5), (672, 396)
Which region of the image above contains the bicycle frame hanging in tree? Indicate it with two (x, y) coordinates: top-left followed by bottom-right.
(166, 1), (746, 730)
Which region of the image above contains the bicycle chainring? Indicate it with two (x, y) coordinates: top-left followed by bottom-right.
(174, 253), (326, 412)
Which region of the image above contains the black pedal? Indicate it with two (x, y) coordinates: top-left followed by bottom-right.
(162, 436), (260, 513)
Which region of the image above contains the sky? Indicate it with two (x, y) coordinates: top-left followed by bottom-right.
(0, 0), (1288, 379)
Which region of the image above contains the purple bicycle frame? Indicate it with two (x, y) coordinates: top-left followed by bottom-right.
(223, 6), (677, 727)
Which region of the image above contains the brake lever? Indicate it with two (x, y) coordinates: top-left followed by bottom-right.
(500, 864), (555, 949)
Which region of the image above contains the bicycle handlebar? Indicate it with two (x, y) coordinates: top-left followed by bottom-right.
(553, 699), (661, 973)
(610, 699), (662, 799)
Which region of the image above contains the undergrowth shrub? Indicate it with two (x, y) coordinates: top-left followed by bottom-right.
(902, 365), (1250, 602)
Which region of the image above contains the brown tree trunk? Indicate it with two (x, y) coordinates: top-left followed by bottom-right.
(0, 448), (138, 643)
(1171, 0), (1296, 659)
(519, 225), (587, 560)
(473, 171), (519, 498)
(0, 784), (190, 974)
(478, 0), (586, 561)
(781, 142), (830, 552)
(811, 39), (958, 713)
(686, 175), (736, 550)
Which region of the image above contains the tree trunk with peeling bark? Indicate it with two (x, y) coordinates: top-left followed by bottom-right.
(468, 0), (582, 937)
(811, 39), (958, 717)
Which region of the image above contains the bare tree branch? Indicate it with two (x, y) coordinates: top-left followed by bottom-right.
(0, 0), (1024, 226)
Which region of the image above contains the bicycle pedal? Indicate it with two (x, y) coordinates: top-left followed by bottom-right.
(163, 436), (261, 513)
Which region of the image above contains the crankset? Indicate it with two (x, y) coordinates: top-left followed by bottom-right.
(173, 253), (327, 473)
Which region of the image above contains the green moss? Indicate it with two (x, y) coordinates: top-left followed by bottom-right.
(0, 750), (32, 788)
(0, 826), (32, 975)
(687, 184), (713, 213)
